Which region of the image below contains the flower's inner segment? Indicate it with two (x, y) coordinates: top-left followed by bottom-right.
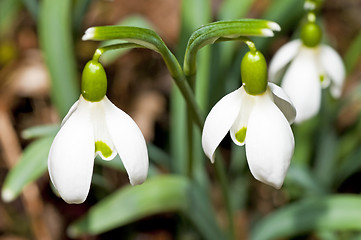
(95, 141), (113, 158)
(91, 101), (117, 160)
(235, 127), (247, 144)
(320, 74), (324, 83)
(319, 74), (330, 88)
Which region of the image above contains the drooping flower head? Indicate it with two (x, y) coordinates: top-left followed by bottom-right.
(269, 17), (345, 123)
(48, 59), (149, 204)
(202, 49), (296, 188)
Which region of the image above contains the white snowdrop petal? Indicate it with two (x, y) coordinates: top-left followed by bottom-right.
(48, 97), (94, 204)
(202, 87), (244, 162)
(268, 83), (296, 124)
(102, 97), (148, 185)
(61, 99), (79, 126)
(282, 47), (321, 123)
(269, 40), (302, 83)
(319, 44), (346, 98)
(245, 94), (294, 189)
(229, 91), (255, 146)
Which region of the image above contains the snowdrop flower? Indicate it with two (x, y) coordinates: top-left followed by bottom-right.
(202, 50), (296, 188)
(48, 60), (148, 204)
(269, 21), (345, 123)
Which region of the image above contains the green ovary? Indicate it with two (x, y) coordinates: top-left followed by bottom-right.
(95, 141), (112, 158)
(300, 22), (322, 47)
(235, 127), (247, 144)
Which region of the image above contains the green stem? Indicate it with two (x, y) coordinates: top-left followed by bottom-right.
(185, 44), (237, 239)
(160, 47), (204, 129)
(83, 26), (204, 128)
(215, 154), (235, 239)
(243, 39), (257, 53)
(186, 71), (197, 178)
(186, 113), (194, 178)
(92, 43), (143, 62)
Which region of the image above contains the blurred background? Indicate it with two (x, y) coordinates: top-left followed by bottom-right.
(1, 0), (361, 239)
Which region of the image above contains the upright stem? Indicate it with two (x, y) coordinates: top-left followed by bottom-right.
(185, 48), (237, 239)
(186, 112), (194, 178)
(160, 46), (204, 129)
(215, 156), (235, 239)
(186, 74), (197, 178)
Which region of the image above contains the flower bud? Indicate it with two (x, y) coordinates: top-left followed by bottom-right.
(301, 22), (322, 48)
(241, 51), (268, 95)
(81, 60), (107, 102)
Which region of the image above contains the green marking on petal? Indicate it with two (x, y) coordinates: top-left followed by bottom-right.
(95, 141), (112, 158)
(235, 127), (247, 144)
(320, 74), (325, 83)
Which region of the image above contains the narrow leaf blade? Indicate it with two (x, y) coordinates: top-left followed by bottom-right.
(2, 136), (53, 202)
(67, 176), (190, 237)
(252, 195), (361, 240)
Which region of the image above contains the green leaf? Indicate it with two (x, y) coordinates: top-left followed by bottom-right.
(72, 0), (92, 34)
(39, 0), (79, 117)
(2, 136), (54, 202)
(285, 164), (326, 196)
(21, 124), (59, 139)
(147, 143), (170, 168)
(22, 0), (38, 20)
(344, 30), (361, 74)
(251, 195), (361, 240)
(335, 147), (361, 187)
(94, 154), (160, 177)
(0, 0), (21, 35)
(218, 0), (254, 21)
(68, 175), (226, 240)
(313, 127), (338, 189)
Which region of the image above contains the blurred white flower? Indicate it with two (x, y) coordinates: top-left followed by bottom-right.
(48, 95), (148, 204)
(202, 83), (295, 188)
(269, 39), (345, 123)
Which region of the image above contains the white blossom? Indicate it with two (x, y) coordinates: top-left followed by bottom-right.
(202, 83), (295, 188)
(48, 95), (148, 204)
(269, 40), (345, 123)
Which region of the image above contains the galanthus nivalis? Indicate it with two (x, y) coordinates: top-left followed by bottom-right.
(48, 60), (149, 204)
(269, 21), (345, 123)
(202, 50), (296, 188)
